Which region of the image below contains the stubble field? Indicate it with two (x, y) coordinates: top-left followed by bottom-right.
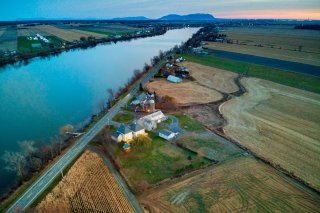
(139, 156), (320, 213)
(221, 77), (320, 191)
(34, 25), (108, 42)
(36, 151), (134, 213)
(207, 25), (320, 66)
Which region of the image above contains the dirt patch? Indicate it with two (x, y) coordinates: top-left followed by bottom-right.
(180, 61), (239, 93)
(34, 25), (107, 42)
(138, 156), (320, 212)
(221, 77), (320, 191)
(146, 79), (223, 106)
(36, 150), (134, 213)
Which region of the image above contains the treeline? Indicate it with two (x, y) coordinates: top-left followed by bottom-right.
(0, 26), (168, 68)
(0, 125), (74, 202)
(294, 24), (320, 30)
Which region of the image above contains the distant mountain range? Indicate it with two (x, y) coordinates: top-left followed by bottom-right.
(159, 13), (215, 21)
(112, 13), (215, 21)
(112, 16), (150, 21)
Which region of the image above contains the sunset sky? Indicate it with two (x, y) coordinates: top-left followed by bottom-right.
(1, 0), (320, 20)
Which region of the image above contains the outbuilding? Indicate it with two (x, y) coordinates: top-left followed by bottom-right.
(159, 129), (176, 140)
(167, 75), (182, 83)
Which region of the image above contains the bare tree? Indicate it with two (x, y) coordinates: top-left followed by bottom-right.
(59, 124), (74, 137)
(98, 99), (106, 112)
(18, 140), (37, 156)
(2, 151), (26, 179)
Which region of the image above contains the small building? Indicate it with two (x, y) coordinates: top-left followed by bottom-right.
(159, 129), (176, 140)
(123, 143), (131, 152)
(31, 43), (41, 48)
(167, 75), (182, 83)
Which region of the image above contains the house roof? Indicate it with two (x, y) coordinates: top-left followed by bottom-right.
(140, 110), (166, 122)
(167, 75), (182, 83)
(112, 131), (121, 138)
(130, 123), (144, 132)
(159, 129), (175, 137)
(118, 124), (132, 134)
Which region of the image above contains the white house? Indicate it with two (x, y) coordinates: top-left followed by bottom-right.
(111, 124), (133, 143)
(167, 75), (182, 83)
(138, 110), (167, 131)
(159, 129), (176, 140)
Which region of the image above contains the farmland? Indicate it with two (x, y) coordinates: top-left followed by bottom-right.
(139, 156), (320, 212)
(116, 132), (211, 194)
(146, 79), (223, 106)
(0, 26), (17, 52)
(36, 150), (134, 213)
(180, 54), (320, 94)
(212, 25), (320, 66)
(34, 25), (108, 42)
(221, 77), (320, 191)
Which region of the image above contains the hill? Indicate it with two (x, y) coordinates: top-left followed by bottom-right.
(159, 13), (215, 21)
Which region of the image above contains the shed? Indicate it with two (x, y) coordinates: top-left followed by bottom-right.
(159, 129), (176, 140)
(167, 75), (182, 83)
(31, 43), (41, 48)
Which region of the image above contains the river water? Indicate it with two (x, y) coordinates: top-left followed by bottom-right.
(0, 28), (198, 195)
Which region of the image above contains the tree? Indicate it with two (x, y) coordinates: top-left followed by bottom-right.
(107, 88), (114, 108)
(132, 135), (152, 151)
(98, 99), (106, 112)
(298, 45), (303, 52)
(2, 151), (26, 179)
(59, 124), (74, 137)
(18, 140), (37, 156)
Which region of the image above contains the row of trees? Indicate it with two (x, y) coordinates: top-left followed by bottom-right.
(0, 124), (74, 201)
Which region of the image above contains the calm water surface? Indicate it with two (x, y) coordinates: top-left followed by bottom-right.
(0, 28), (198, 194)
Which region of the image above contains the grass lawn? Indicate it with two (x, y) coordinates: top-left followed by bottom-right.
(81, 29), (129, 37)
(180, 136), (244, 161)
(17, 36), (62, 54)
(112, 113), (134, 123)
(173, 113), (205, 132)
(117, 132), (211, 194)
(180, 54), (320, 94)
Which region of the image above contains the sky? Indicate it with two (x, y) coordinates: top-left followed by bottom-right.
(1, 0), (320, 20)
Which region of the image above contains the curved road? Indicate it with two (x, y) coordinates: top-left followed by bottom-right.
(6, 56), (169, 212)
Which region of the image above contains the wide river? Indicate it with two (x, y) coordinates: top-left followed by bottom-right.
(0, 28), (198, 195)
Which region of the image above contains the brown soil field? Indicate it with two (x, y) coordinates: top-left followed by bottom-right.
(146, 79), (223, 106)
(221, 77), (320, 191)
(34, 25), (108, 42)
(212, 26), (320, 66)
(139, 156), (320, 213)
(180, 61), (239, 93)
(36, 151), (134, 213)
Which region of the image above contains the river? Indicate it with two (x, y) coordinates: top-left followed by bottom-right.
(0, 28), (199, 196)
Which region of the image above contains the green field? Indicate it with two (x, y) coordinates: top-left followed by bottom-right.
(112, 113), (134, 123)
(117, 132), (211, 194)
(179, 135), (244, 161)
(173, 113), (205, 131)
(81, 29), (130, 37)
(180, 54), (320, 94)
(17, 36), (61, 54)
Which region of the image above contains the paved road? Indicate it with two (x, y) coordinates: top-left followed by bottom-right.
(6, 56), (168, 212)
(210, 49), (320, 76)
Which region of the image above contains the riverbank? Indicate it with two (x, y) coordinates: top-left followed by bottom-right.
(0, 27), (168, 68)
(4, 44), (175, 211)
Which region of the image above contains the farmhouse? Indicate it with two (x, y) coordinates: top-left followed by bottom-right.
(159, 129), (176, 140)
(111, 124), (133, 143)
(167, 75), (182, 83)
(138, 110), (167, 131)
(130, 123), (146, 137)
